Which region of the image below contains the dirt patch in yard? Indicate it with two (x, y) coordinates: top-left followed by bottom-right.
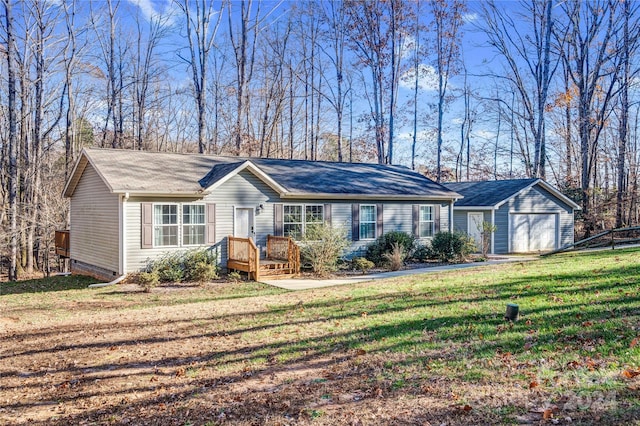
(1, 274), (637, 425)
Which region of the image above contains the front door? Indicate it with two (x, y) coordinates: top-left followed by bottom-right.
(468, 212), (484, 253)
(234, 208), (254, 238)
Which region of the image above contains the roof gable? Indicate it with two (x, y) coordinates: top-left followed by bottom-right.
(64, 148), (461, 200)
(443, 179), (580, 210)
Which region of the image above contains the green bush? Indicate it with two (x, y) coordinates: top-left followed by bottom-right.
(146, 249), (219, 284)
(365, 231), (417, 266)
(182, 249), (219, 282)
(411, 244), (431, 262)
(299, 223), (349, 276)
(138, 271), (159, 293)
(352, 257), (374, 274)
(429, 231), (475, 262)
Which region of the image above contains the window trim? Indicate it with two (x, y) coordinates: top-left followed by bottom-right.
(152, 202), (206, 248)
(182, 203), (206, 246)
(359, 204), (377, 241)
(418, 205), (435, 238)
(282, 203), (325, 240)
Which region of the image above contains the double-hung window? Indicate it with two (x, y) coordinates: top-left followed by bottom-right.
(359, 205), (376, 240)
(419, 205), (434, 238)
(283, 205), (303, 239)
(182, 204), (205, 245)
(283, 204), (324, 239)
(153, 203), (205, 247)
(154, 204), (179, 246)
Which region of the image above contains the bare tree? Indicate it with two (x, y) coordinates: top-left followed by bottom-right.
(429, 0), (465, 182)
(3, 0), (18, 281)
(318, 1), (349, 162)
(132, 9), (168, 151)
(478, 0), (556, 180)
(557, 0), (621, 235)
(176, 0), (222, 154)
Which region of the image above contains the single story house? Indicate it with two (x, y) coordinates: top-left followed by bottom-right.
(443, 179), (580, 254)
(63, 148), (462, 281)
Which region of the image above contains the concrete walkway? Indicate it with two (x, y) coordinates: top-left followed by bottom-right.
(261, 255), (537, 290)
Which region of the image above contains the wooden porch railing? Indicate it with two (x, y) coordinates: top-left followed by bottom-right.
(227, 235), (301, 281)
(267, 235), (300, 275)
(228, 236), (260, 280)
(55, 230), (70, 258)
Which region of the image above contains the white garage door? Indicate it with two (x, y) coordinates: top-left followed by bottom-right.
(510, 213), (557, 252)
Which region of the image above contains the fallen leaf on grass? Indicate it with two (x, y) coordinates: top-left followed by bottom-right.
(461, 404), (473, 412)
(622, 369), (640, 379)
(630, 337), (639, 348)
(543, 408), (553, 420)
(529, 381), (539, 389)
(356, 349), (366, 356)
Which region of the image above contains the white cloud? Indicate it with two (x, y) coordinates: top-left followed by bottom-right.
(127, 0), (181, 24)
(399, 64), (439, 92)
(463, 12), (478, 24)
(128, 0), (160, 21)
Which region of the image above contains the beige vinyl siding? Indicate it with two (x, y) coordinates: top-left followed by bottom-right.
(70, 164), (120, 274)
(124, 168), (455, 270)
(125, 196), (203, 272)
(203, 170), (280, 265)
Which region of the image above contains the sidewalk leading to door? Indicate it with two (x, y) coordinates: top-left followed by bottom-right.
(261, 255), (537, 290)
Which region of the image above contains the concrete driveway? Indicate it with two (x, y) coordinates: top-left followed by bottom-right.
(260, 256), (536, 290)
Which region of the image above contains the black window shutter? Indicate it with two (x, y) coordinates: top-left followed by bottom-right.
(434, 204), (441, 232)
(352, 204), (359, 241)
(376, 204), (384, 238)
(412, 204), (420, 237)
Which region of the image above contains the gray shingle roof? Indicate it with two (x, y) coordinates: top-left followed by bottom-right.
(67, 148), (460, 200)
(443, 179), (539, 207)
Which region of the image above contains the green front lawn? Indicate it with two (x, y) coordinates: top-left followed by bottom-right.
(1, 249), (639, 425)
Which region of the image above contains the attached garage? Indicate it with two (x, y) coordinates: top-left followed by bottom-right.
(444, 179), (580, 254)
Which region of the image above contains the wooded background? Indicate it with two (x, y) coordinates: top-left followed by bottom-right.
(2, 0), (639, 280)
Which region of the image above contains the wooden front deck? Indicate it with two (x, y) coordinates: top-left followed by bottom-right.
(227, 235), (300, 281)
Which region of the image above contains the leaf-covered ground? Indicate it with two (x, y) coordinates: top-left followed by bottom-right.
(1, 249), (639, 425)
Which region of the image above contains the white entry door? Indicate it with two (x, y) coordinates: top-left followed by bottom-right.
(468, 212), (484, 252)
(234, 208), (254, 238)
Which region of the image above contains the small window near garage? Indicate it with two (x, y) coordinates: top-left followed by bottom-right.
(182, 204), (205, 245)
(283, 205), (303, 239)
(360, 205), (376, 240)
(154, 204), (178, 246)
(419, 205), (434, 238)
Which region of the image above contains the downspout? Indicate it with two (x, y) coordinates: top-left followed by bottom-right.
(449, 200), (455, 233)
(491, 208), (496, 255)
(89, 192), (128, 288)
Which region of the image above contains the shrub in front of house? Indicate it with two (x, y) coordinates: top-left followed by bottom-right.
(299, 222), (349, 277)
(351, 257), (374, 274)
(365, 231), (417, 267)
(144, 249), (219, 285)
(137, 271), (160, 293)
(383, 242), (406, 271)
(411, 244), (432, 262)
(429, 231), (475, 262)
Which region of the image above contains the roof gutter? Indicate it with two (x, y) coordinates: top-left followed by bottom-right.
(280, 193), (462, 201)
